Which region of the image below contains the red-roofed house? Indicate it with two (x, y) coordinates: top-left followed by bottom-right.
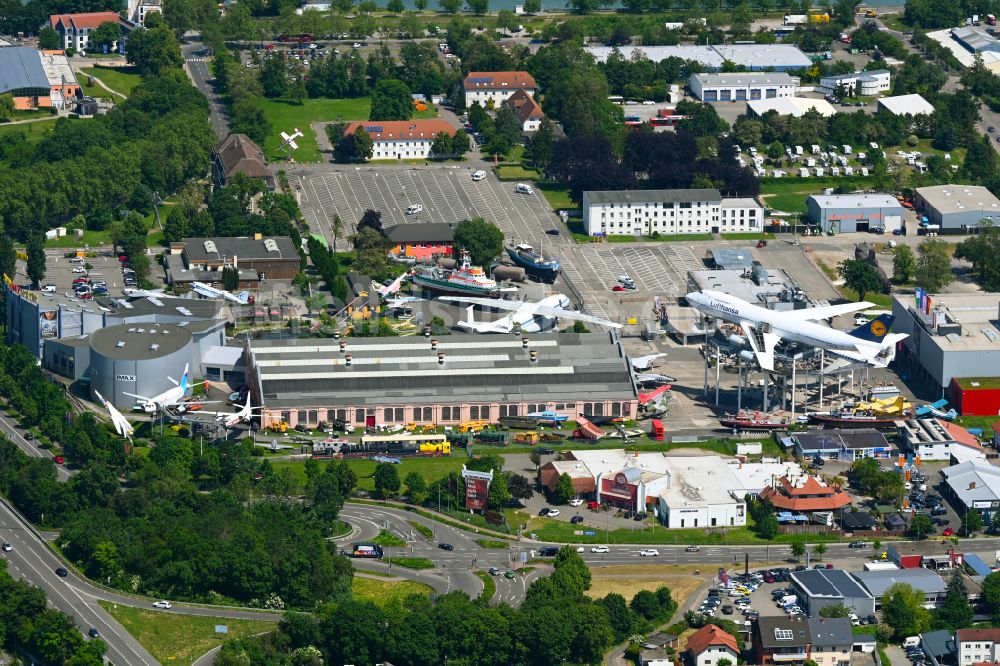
(49, 11), (134, 52)
(686, 625), (739, 666)
(956, 628), (1000, 665)
(503, 89), (545, 132)
(758, 475), (851, 512)
(342, 120), (457, 160)
(464, 71), (537, 107)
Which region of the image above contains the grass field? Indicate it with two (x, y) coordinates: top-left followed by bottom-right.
(97, 602), (276, 666)
(761, 177), (876, 214)
(535, 182), (575, 210)
(352, 577), (432, 606)
(257, 97), (437, 163)
(409, 520), (433, 538)
(475, 571), (496, 601)
(271, 455), (466, 491)
(389, 556), (435, 570)
(585, 565), (711, 606)
(496, 165), (541, 181)
(474, 539), (509, 549)
(80, 66), (142, 97)
(0, 118), (58, 145)
(373, 529), (407, 547)
(44, 229), (113, 249)
(722, 232), (775, 240)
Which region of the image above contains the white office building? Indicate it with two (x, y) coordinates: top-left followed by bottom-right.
(463, 71), (537, 108)
(582, 189), (763, 237)
(818, 69), (891, 96)
(689, 72), (798, 102)
(341, 120), (457, 161)
(956, 629), (1000, 665)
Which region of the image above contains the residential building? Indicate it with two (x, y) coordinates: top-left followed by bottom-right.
(914, 185), (1000, 233)
(503, 89), (544, 132)
(686, 624), (739, 666)
(940, 460), (1000, 524)
(164, 236), (300, 289)
(789, 569), (875, 617)
(0, 47), (80, 110)
(753, 616), (811, 665)
(853, 568), (948, 609)
(49, 11), (134, 52)
(890, 292), (1000, 399)
(788, 429), (893, 461)
(342, 120), (456, 161)
(586, 44), (812, 71)
(758, 475), (851, 514)
(246, 332), (638, 430)
(818, 69), (891, 96)
(384, 223), (454, 261)
(746, 97), (836, 118)
(956, 628), (1000, 664)
(898, 419), (987, 462)
(126, 0), (161, 25)
(211, 134), (274, 191)
(689, 72), (798, 102)
(463, 71), (537, 107)
(807, 618), (854, 666)
(581, 189), (763, 237)
(638, 650), (673, 666)
(806, 194), (905, 234)
(886, 542), (963, 570)
(877, 94), (935, 117)
(919, 629), (957, 666)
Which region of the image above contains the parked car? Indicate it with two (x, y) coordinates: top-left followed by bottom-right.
(570, 515), (584, 524)
(587, 501), (600, 510)
(1, 543), (11, 552)
(538, 507), (549, 516)
(72, 267), (87, 274)
(42, 285), (56, 292)
(638, 549), (659, 557)
(569, 499), (584, 507)
(471, 170), (487, 181)
(547, 509), (560, 517)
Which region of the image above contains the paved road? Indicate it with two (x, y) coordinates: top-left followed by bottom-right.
(0, 409), (73, 481)
(181, 37), (228, 139)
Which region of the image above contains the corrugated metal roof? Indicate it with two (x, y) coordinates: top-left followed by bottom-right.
(0, 48), (50, 95)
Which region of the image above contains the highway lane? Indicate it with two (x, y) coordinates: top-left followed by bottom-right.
(181, 38), (229, 140)
(0, 409), (73, 481)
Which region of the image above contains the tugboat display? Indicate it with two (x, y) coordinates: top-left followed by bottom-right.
(718, 410), (790, 432)
(505, 243), (561, 283)
(410, 250), (502, 296)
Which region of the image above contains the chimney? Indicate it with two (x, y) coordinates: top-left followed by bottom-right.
(969, 481), (977, 490)
(522, 336), (530, 349)
(431, 338), (438, 351)
(438, 352), (445, 365)
(339, 340), (347, 353)
(345, 354), (352, 367)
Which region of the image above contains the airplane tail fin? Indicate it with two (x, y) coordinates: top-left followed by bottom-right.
(849, 314), (895, 342)
(179, 364), (191, 391)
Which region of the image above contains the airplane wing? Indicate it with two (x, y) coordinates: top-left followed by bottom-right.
(442, 296), (622, 328)
(630, 353), (667, 371)
(527, 304), (622, 329)
(781, 301), (875, 322)
(378, 272), (409, 296)
(741, 321), (780, 371)
(439, 296), (527, 312)
(122, 392), (152, 401)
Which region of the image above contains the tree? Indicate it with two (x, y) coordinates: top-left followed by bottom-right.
(882, 583), (931, 640)
(89, 21), (121, 52)
(909, 514), (933, 539)
(126, 25), (184, 76)
(403, 471), (427, 503)
(373, 463), (401, 498)
(812, 543), (827, 560)
(529, 449), (542, 469)
(414, 0), (428, 9)
(507, 473), (533, 501)
(790, 539), (806, 561)
(466, 0), (488, 13)
(982, 572), (1000, 623)
(454, 218), (503, 267)
(431, 131), (455, 159)
(962, 509), (983, 536)
(522, 0), (540, 12)
(837, 258), (881, 302)
(819, 604), (851, 618)
(230, 99), (271, 144)
(0, 93), (13, 122)
(439, 0), (461, 13)
(915, 239), (953, 293)
(38, 26), (61, 50)
(893, 244), (915, 284)
(26, 234), (45, 288)
(370, 79), (413, 121)
(555, 473), (575, 504)
(261, 55), (288, 98)
(0, 235), (16, 285)
(526, 117), (555, 169)
(386, 0), (404, 11)
(221, 266), (240, 291)
(933, 572), (973, 631)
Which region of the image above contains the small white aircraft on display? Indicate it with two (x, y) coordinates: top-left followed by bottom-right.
(635, 373), (675, 386)
(278, 128), (303, 161)
(203, 394), (264, 428)
(191, 281), (250, 305)
(122, 287), (166, 298)
(630, 353), (668, 371)
(94, 391), (134, 441)
(686, 289), (907, 371)
(123, 364), (202, 413)
(442, 294), (622, 334)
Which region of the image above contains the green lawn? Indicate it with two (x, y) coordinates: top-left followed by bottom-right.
(80, 66), (142, 97)
(388, 556), (435, 570)
(77, 77), (113, 101)
(475, 571), (496, 601)
(271, 455), (466, 492)
(352, 577), (432, 606)
(722, 232), (775, 240)
(97, 602), (276, 666)
(373, 529), (407, 547)
(44, 229), (112, 249)
(760, 176), (877, 214)
(257, 97), (438, 163)
(474, 539), (509, 549)
(496, 165), (541, 181)
(0, 118), (58, 145)
(535, 182), (575, 210)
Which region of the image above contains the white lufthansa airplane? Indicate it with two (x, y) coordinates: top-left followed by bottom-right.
(94, 391), (134, 441)
(442, 294), (622, 333)
(124, 364), (201, 413)
(686, 289), (907, 371)
(191, 281), (250, 305)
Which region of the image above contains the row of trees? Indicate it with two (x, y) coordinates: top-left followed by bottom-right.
(217, 548), (677, 666)
(835, 240), (953, 299)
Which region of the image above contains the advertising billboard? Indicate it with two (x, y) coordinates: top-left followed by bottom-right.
(462, 466), (493, 512)
(39, 310), (58, 338)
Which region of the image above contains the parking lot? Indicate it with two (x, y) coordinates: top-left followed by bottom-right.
(22, 250), (130, 299)
(297, 166), (561, 250)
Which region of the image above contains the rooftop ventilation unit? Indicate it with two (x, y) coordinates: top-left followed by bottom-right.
(263, 239), (279, 252)
(204, 240), (218, 254)
(116, 341), (125, 348)
(150, 344), (159, 351)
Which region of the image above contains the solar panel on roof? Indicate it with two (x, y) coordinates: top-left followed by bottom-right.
(468, 76), (493, 84)
(365, 125), (384, 133)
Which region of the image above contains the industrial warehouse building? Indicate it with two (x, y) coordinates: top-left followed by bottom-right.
(951, 26), (1000, 54)
(789, 569), (876, 617)
(852, 569), (949, 609)
(342, 120), (457, 161)
(538, 449), (801, 528)
(805, 193), (905, 233)
(164, 236), (301, 289)
(689, 72), (798, 102)
(581, 188), (763, 237)
(786, 429), (893, 461)
(0, 47), (80, 111)
(890, 292), (1000, 404)
(586, 45), (812, 71)
(745, 97), (836, 118)
(246, 332), (637, 429)
(940, 460), (1000, 525)
(818, 69), (891, 96)
(877, 94), (935, 117)
(913, 185), (1000, 232)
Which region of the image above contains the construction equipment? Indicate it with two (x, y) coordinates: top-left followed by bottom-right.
(514, 432), (540, 445)
(267, 420), (289, 433)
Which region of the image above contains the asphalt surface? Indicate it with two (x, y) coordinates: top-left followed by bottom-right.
(181, 38), (228, 139)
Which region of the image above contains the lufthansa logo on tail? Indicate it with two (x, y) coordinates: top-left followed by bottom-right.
(870, 320), (886, 337)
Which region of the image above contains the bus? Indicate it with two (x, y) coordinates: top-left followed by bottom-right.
(351, 543), (384, 559)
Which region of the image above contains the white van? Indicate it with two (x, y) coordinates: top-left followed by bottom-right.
(405, 204), (424, 215)
(903, 637), (920, 649)
(515, 183), (534, 195)
(471, 170), (486, 181)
